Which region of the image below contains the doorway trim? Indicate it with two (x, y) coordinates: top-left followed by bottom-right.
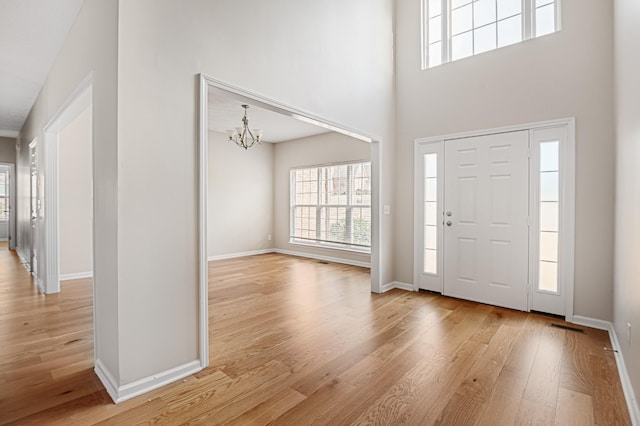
(198, 73), (383, 366)
(0, 163), (16, 250)
(413, 117), (575, 321)
(41, 72), (94, 295)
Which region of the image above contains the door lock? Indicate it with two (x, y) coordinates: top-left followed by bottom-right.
(446, 221), (452, 226)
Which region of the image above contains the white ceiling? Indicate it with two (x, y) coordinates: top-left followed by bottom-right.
(0, 0), (329, 142)
(208, 89), (328, 143)
(0, 0), (85, 137)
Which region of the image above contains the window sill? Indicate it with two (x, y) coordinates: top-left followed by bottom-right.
(288, 240), (371, 255)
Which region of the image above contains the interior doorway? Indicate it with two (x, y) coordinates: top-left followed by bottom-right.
(197, 74), (383, 367)
(0, 163), (16, 250)
(40, 75), (94, 295)
(28, 139), (39, 282)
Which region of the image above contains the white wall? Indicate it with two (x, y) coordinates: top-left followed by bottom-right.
(614, 0), (640, 408)
(395, 0), (615, 320)
(17, 0), (119, 382)
(274, 132), (371, 264)
(116, 0), (394, 385)
(59, 106), (92, 277)
(208, 130), (273, 257)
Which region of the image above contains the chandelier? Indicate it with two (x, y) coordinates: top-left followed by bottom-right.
(227, 105), (263, 149)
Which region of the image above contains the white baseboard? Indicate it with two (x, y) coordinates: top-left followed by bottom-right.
(60, 271), (93, 281)
(381, 282), (396, 292)
(571, 315), (611, 331)
(273, 248), (370, 268)
(16, 248), (30, 271)
(607, 322), (640, 426)
(208, 249), (273, 261)
(394, 281), (415, 292)
(381, 281), (415, 293)
(94, 359), (119, 403)
(95, 358), (203, 404)
(35, 276), (45, 294)
(571, 316), (640, 425)
(0, 237), (7, 242)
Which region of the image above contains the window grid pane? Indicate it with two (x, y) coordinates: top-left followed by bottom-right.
(428, 0), (441, 18)
(497, 0), (522, 20)
(429, 16), (442, 42)
(429, 41), (443, 67)
(497, 14), (523, 47)
(451, 4), (473, 36)
(535, 2), (556, 37)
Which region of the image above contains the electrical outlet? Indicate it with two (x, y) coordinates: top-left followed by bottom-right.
(628, 322), (632, 346)
(267, 234), (272, 241)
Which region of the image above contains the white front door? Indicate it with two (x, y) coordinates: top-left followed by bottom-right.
(415, 122), (574, 316)
(443, 131), (530, 310)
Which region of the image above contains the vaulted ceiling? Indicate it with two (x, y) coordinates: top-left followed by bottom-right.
(0, 0), (328, 142)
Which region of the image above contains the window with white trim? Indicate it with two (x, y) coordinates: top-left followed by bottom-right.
(290, 161), (371, 251)
(0, 169), (8, 222)
(422, 0), (560, 69)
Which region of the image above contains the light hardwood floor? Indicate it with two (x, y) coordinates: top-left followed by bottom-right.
(0, 244), (631, 425)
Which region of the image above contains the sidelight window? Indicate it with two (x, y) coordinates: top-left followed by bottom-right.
(538, 140), (560, 293)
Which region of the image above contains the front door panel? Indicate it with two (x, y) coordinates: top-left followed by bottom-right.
(443, 131), (529, 311)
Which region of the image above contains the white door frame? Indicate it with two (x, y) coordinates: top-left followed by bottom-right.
(0, 163), (16, 249)
(41, 73), (94, 295)
(198, 73), (383, 367)
(28, 138), (40, 285)
(414, 117), (576, 321)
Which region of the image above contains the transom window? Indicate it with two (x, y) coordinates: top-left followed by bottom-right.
(423, 0), (560, 68)
(290, 161), (371, 251)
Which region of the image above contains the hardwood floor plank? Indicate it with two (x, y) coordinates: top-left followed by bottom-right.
(226, 387), (307, 426)
(475, 316), (543, 425)
(591, 352), (632, 426)
(435, 323), (525, 425)
(554, 388), (594, 426)
(514, 324), (566, 425)
(404, 338), (489, 424)
(350, 350), (450, 425)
